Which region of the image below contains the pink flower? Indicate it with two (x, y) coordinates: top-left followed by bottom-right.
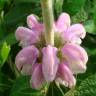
(15, 27), (39, 47)
(15, 13), (86, 48)
(54, 43), (88, 88)
(56, 13), (71, 32)
(42, 45), (59, 82)
(15, 15), (43, 47)
(15, 46), (39, 75)
(61, 43), (88, 74)
(56, 63), (76, 88)
(15, 13), (88, 89)
(30, 64), (45, 89)
(55, 13), (86, 44)
(27, 14), (43, 34)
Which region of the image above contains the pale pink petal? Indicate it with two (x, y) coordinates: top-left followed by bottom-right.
(31, 63), (39, 75)
(15, 46), (39, 75)
(61, 43), (88, 74)
(56, 63), (76, 88)
(69, 36), (82, 44)
(27, 14), (38, 28)
(15, 27), (39, 47)
(21, 64), (32, 75)
(42, 45), (59, 82)
(30, 64), (45, 89)
(62, 24), (86, 44)
(67, 24), (86, 38)
(27, 14), (43, 35)
(56, 13), (71, 32)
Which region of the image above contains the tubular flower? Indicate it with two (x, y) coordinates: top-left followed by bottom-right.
(15, 46), (39, 75)
(55, 13), (86, 44)
(15, 13), (88, 89)
(55, 13), (71, 33)
(42, 45), (59, 82)
(15, 15), (43, 48)
(30, 64), (45, 89)
(61, 43), (88, 74)
(56, 63), (76, 88)
(27, 14), (43, 34)
(15, 27), (40, 47)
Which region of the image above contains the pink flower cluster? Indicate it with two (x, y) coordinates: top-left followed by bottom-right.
(15, 13), (88, 89)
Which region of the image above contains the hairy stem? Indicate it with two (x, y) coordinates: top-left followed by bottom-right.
(41, 0), (54, 45)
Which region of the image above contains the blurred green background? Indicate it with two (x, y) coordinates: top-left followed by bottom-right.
(0, 0), (96, 96)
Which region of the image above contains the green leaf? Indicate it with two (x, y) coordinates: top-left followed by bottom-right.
(14, 0), (40, 4)
(46, 82), (64, 96)
(0, 33), (17, 50)
(63, 0), (86, 15)
(72, 9), (88, 23)
(0, 70), (12, 95)
(4, 3), (40, 27)
(0, 0), (6, 11)
(10, 76), (44, 96)
(3, 33), (17, 46)
(64, 88), (75, 96)
(84, 20), (96, 35)
(0, 42), (10, 67)
(0, 21), (7, 40)
(74, 74), (96, 96)
(55, 0), (64, 15)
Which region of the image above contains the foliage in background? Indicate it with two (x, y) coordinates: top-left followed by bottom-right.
(0, 0), (96, 96)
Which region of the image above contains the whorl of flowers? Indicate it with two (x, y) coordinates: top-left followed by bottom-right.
(15, 13), (88, 89)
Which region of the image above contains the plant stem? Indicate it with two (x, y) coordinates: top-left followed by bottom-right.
(40, 0), (54, 45)
(56, 82), (65, 96)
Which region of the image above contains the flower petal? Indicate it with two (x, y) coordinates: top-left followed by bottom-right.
(42, 45), (59, 82)
(27, 14), (43, 35)
(30, 64), (45, 89)
(56, 13), (70, 32)
(62, 24), (86, 44)
(61, 43), (88, 74)
(21, 64), (32, 75)
(15, 46), (39, 75)
(15, 27), (39, 47)
(56, 63), (76, 88)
